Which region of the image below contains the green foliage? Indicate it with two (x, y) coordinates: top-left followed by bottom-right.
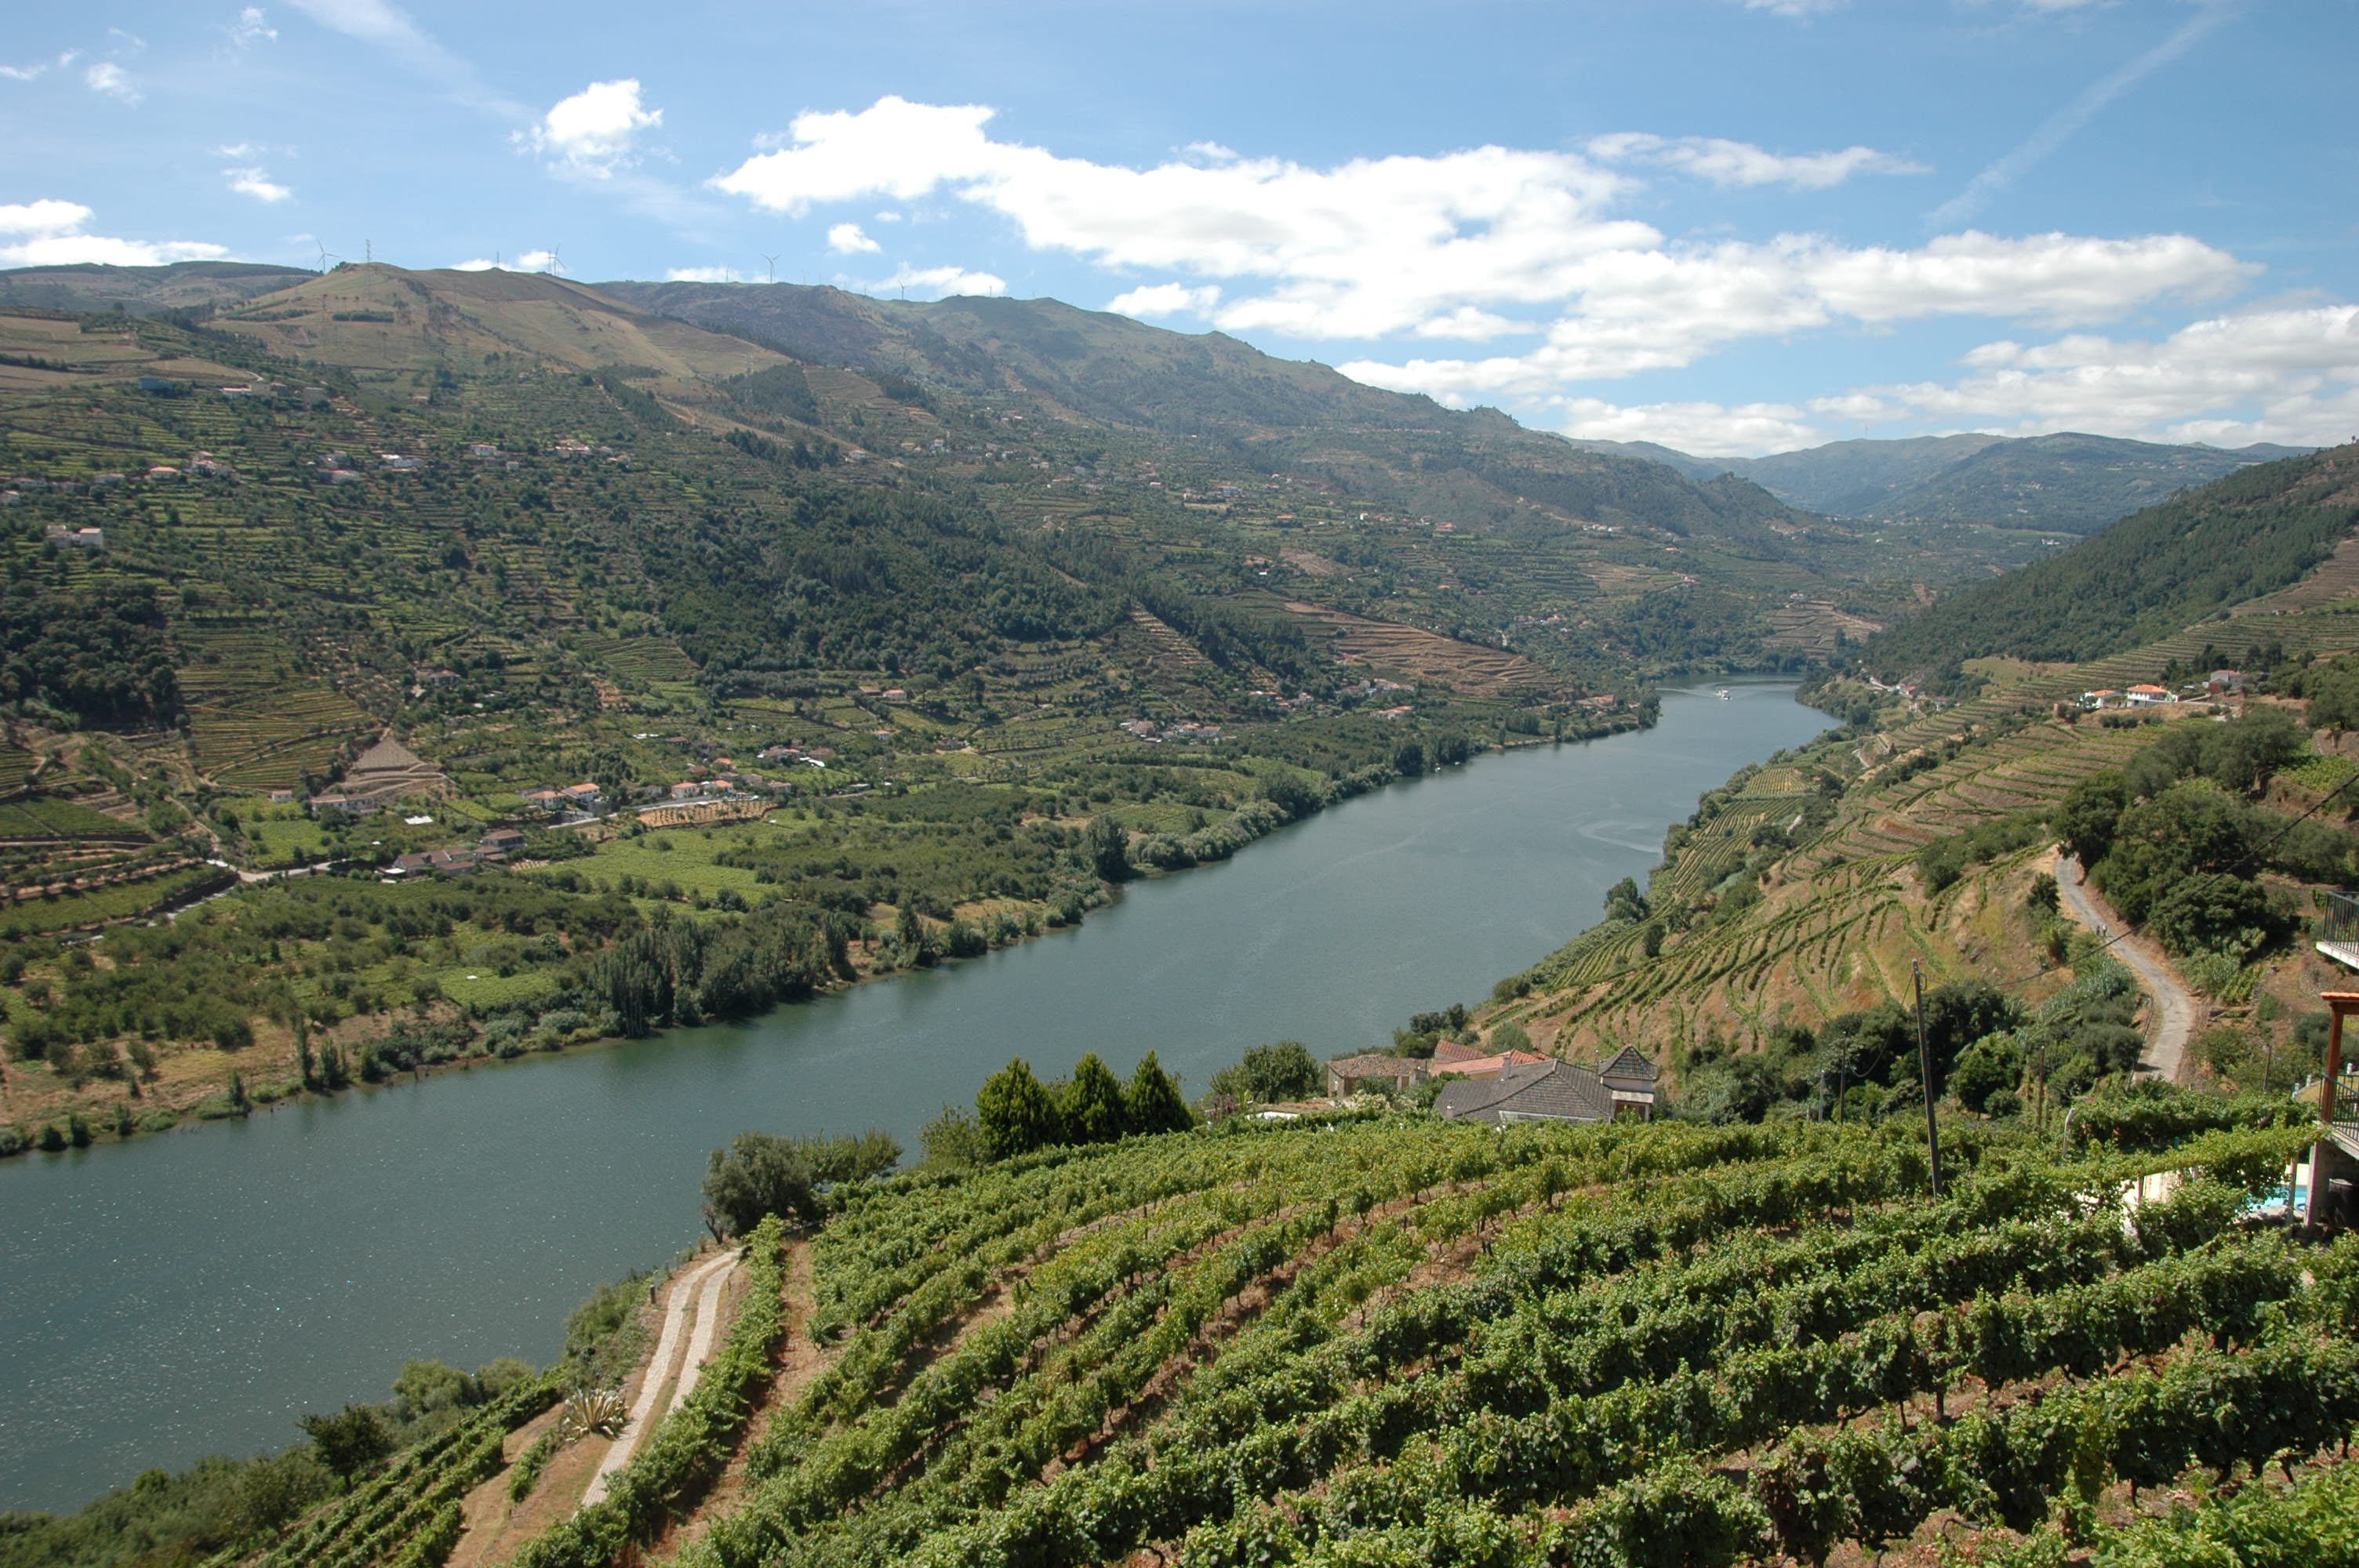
(1058, 1052), (1129, 1144)
(701, 1129), (901, 1236)
(975, 1057), (1063, 1160)
(652, 1112), (2347, 1568)
(920, 1103), (990, 1170)
(298, 1404), (392, 1480)
(0, 581), (180, 724)
(2067, 1077), (2304, 1151)
(1124, 1051), (1194, 1135)
(2146, 871), (2292, 959)
(1917, 811), (2045, 894)
(1209, 1040), (1322, 1104)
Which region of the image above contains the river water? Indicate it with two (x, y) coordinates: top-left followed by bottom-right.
(0, 683), (1824, 1511)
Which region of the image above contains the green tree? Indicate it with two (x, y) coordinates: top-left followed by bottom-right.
(1123, 1051), (1194, 1135)
(1084, 815), (1133, 882)
(298, 1405), (392, 1481)
(2096, 782), (2252, 924)
(2054, 769), (2127, 865)
(2146, 872), (2292, 959)
(2197, 706), (2304, 793)
(700, 1129), (901, 1236)
(1602, 876), (1649, 923)
(976, 1057), (1063, 1159)
(919, 1104), (990, 1169)
(1950, 1033), (2023, 1114)
(1210, 1040), (1321, 1104)
(1060, 1051), (1130, 1143)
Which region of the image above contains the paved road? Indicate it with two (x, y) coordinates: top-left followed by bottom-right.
(2054, 852), (2194, 1083)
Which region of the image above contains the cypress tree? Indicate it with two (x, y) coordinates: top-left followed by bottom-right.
(976, 1057), (1063, 1160)
(1124, 1051), (1194, 1136)
(1062, 1052), (1129, 1143)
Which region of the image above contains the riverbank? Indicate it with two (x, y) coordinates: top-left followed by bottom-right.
(0, 714), (1647, 1163)
(0, 684), (1817, 1512)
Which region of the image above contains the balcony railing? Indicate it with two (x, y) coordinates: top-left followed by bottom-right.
(2320, 890), (2359, 972)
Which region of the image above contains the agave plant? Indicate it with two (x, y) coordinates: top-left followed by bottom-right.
(559, 1385), (627, 1442)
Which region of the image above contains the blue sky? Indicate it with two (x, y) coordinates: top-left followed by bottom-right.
(2, 0), (2353, 455)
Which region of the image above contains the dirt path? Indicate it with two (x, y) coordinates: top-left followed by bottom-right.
(581, 1247), (739, 1506)
(655, 1240), (831, 1556)
(2053, 851), (2195, 1083)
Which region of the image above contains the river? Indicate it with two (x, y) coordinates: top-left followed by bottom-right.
(0, 682), (1825, 1512)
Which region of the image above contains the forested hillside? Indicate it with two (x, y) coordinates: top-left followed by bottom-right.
(1859, 443), (2359, 682)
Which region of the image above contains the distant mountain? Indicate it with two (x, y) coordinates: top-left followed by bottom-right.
(1568, 433), (2003, 513)
(1861, 431), (2306, 535)
(0, 260), (314, 315)
(1743, 435), (2007, 515)
(1571, 430), (2313, 536)
(1858, 442), (2359, 677)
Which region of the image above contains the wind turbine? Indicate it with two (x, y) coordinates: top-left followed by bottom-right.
(761, 253), (779, 285)
(314, 240), (340, 273)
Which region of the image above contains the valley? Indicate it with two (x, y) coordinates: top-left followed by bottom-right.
(8, 260), (2359, 1568)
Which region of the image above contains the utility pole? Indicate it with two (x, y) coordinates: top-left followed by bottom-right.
(1914, 961), (1943, 1199)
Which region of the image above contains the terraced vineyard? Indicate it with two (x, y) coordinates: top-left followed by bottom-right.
(433, 1112), (2350, 1568)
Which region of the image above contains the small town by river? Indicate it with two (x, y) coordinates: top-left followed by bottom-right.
(0, 683), (1827, 1512)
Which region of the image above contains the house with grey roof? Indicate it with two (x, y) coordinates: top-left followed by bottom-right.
(1434, 1054), (1656, 1126)
(1598, 1047), (1662, 1120)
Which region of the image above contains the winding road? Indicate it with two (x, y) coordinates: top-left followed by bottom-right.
(2053, 852), (2194, 1083)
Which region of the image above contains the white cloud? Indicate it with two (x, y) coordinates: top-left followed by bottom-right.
(452, 252), (564, 274)
(1559, 397), (1824, 456)
(826, 221), (880, 254)
(871, 263), (1005, 299)
(666, 265), (736, 282)
(1587, 132), (1925, 190)
(83, 62), (140, 103)
(1106, 281), (1220, 318)
(0, 200), (96, 235)
(1870, 304), (2359, 448)
(1735, 0), (1846, 17)
(225, 166), (293, 202)
(1341, 230), (2249, 401)
(2, 48), (78, 82)
(0, 199), (226, 267)
(523, 78), (660, 176)
(230, 7), (277, 47)
(714, 96), (2241, 366)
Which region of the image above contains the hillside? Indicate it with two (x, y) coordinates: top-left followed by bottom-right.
(0, 260), (1870, 1154)
(0, 260), (314, 316)
(13, 1109), (2345, 1568)
(1856, 442), (2359, 680)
